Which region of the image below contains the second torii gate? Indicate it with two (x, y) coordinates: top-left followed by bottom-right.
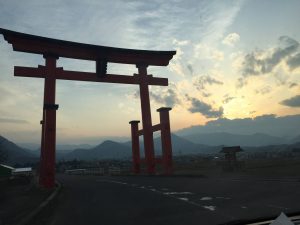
(0, 28), (176, 189)
(130, 107), (173, 175)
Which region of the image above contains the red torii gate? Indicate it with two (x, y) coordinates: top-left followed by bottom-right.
(0, 28), (176, 188)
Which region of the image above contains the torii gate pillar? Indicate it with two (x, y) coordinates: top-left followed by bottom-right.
(157, 107), (173, 175)
(137, 64), (155, 174)
(129, 120), (141, 174)
(39, 55), (59, 188)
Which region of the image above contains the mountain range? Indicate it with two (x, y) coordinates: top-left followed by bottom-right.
(1, 131), (300, 166)
(180, 132), (293, 146)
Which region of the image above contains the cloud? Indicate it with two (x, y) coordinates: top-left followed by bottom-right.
(194, 43), (224, 61)
(287, 52), (300, 70)
(132, 85), (180, 107)
(255, 86), (272, 95)
(194, 75), (223, 90)
(169, 62), (186, 77)
(236, 77), (247, 89)
(150, 88), (180, 107)
(274, 72), (288, 86)
(241, 36), (299, 76)
(168, 47), (186, 77)
(187, 64), (193, 75)
(130, 1), (243, 46)
(289, 82), (298, 88)
(186, 95), (223, 118)
(280, 95), (300, 107)
(0, 118), (28, 124)
(172, 39), (189, 46)
(241, 52), (262, 76)
(202, 92), (212, 98)
(223, 95), (235, 104)
(222, 33), (240, 46)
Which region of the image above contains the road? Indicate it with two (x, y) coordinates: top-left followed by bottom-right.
(36, 174), (300, 225)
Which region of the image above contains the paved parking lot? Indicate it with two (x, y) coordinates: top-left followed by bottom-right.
(37, 174), (300, 225)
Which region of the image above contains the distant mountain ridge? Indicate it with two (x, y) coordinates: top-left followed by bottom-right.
(0, 135), (38, 166)
(18, 143), (94, 151)
(290, 135), (300, 144)
(181, 132), (289, 146)
(63, 140), (132, 161)
(153, 134), (215, 155)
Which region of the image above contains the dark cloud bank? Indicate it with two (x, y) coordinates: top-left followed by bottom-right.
(176, 114), (300, 138)
(280, 95), (300, 107)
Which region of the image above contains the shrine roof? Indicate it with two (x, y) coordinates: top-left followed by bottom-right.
(0, 28), (176, 66)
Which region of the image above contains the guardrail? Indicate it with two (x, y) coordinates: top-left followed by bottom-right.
(65, 168), (104, 175)
(108, 167), (121, 175)
(65, 166), (133, 176)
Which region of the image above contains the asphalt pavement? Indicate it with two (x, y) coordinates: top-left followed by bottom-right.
(35, 174), (300, 225)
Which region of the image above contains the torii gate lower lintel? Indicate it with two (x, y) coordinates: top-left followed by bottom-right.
(0, 28), (176, 188)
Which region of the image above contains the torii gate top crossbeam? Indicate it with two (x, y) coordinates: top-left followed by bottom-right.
(0, 28), (176, 66)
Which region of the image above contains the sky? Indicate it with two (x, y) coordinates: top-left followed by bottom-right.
(0, 0), (300, 145)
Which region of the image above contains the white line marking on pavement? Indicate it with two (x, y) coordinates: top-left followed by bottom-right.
(97, 179), (201, 207)
(164, 192), (194, 195)
(200, 197), (213, 201)
(97, 180), (128, 185)
(203, 206), (216, 211)
(96, 178), (237, 220)
(216, 196), (231, 200)
(178, 197), (189, 201)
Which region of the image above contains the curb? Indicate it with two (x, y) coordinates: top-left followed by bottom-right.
(16, 181), (62, 225)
